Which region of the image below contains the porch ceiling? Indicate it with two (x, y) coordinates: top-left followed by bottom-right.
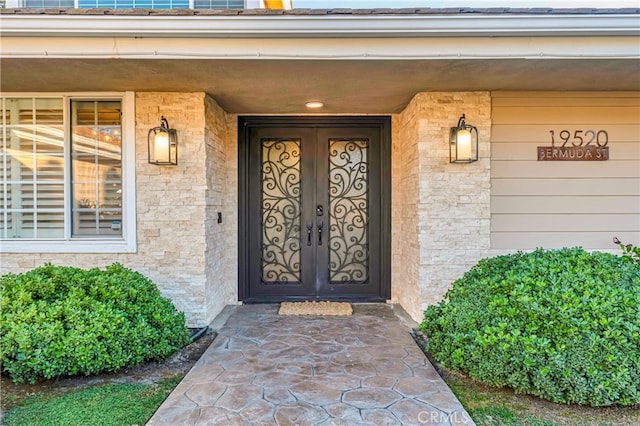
(2, 57), (638, 113)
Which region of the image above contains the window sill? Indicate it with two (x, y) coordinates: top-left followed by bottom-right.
(0, 239), (137, 253)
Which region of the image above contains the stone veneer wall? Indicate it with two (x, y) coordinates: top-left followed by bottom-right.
(392, 92), (492, 321)
(391, 106), (421, 320)
(134, 93), (209, 326)
(204, 95), (238, 322)
(0, 92), (235, 327)
(2, 90), (495, 326)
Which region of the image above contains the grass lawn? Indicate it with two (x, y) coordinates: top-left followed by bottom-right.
(2, 376), (182, 426)
(6, 368), (637, 426)
(1, 331), (216, 426)
(443, 369), (640, 426)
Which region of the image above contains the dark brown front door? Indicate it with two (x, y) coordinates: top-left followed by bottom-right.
(239, 117), (390, 302)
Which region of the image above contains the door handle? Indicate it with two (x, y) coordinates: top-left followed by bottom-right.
(317, 219), (323, 245)
(306, 222), (313, 246)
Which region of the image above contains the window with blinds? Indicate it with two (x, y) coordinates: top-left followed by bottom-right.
(71, 100), (123, 237)
(2, 98), (65, 239)
(1, 97), (123, 240)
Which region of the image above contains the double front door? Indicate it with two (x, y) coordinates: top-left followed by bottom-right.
(239, 117), (390, 302)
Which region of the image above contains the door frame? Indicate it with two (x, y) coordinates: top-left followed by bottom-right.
(238, 116), (391, 302)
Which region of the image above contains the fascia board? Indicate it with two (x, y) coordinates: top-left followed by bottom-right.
(0, 13), (639, 38)
(3, 36), (640, 60)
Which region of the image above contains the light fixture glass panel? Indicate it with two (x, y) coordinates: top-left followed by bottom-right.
(154, 131), (170, 163)
(456, 129), (472, 160)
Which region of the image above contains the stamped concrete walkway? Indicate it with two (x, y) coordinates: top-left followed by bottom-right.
(148, 304), (474, 425)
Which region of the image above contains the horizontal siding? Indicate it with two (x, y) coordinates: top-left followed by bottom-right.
(492, 125), (640, 143)
(492, 142), (639, 161)
(492, 106), (640, 125)
(492, 196), (640, 214)
(492, 178), (639, 196)
(491, 231), (640, 250)
(492, 161), (640, 178)
(492, 214), (639, 232)
(493, 91), (640, 100)
(491, 91), (640, 249)
(493, 98), (640, 107)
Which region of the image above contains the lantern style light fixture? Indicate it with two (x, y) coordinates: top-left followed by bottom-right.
(148, 116), (178, 165)
(449, 114), (478, 163)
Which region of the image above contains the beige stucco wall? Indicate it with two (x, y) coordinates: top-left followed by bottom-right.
(391, 92), (492, 321)
(0, 92), (237, 327)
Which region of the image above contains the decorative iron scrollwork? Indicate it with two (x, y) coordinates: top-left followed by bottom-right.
(328, 138), (369, 283)
(261, 139), (301, 284)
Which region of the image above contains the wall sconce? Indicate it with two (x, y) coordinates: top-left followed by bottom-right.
(449, 114), (478, 163)
(148, 116), (178, 166)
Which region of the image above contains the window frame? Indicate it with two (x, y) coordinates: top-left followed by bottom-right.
(1, 91), (137, 253)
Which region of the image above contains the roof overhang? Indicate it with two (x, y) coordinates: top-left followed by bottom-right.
(1, 9), (639, 113)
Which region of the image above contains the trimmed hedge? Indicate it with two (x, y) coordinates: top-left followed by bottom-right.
(1, 263), (191, 384)
(419, 247), (640, 407)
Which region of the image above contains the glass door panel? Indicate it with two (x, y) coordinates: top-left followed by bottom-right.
(261, 138), (302, 284)
(328, 138), (369, 284)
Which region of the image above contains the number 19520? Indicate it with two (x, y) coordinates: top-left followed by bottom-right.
(549, 130), (609, 147)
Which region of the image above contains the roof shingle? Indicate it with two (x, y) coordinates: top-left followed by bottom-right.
(1, 7), (639, 16)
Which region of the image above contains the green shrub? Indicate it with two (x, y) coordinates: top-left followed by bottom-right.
(419, 247), (640, 407)
(0, 263), (191, 384)
(614, 237), (640, 267)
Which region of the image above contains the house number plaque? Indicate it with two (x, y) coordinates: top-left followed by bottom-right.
(538, 129), (609, 161)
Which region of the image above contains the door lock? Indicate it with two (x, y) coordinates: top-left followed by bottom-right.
(316, 205), (323, 216)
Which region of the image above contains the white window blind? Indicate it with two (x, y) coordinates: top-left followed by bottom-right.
(71, 100), (123, 237)
(2, 98), (65, 239)
(1, 93), (135, 253)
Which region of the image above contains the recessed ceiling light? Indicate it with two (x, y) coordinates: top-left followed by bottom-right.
(305, 101), (324, 108)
